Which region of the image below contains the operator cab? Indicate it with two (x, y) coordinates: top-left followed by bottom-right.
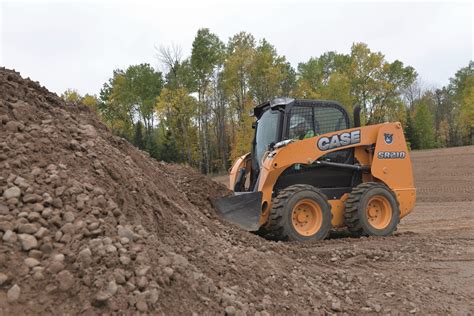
(250, 98), (359, 196)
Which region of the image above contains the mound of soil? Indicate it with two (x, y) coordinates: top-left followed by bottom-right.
(1, 68), (473, 315)
(0, 68), (347, 314)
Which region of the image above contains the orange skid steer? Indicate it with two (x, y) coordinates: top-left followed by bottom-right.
(212, 98), (416, 241)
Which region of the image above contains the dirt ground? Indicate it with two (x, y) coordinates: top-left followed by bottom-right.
(0, 67), (473, 315)
(212, 144), (474, 315)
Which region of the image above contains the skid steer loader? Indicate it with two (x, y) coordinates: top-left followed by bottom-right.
(212, 98), (416, 241)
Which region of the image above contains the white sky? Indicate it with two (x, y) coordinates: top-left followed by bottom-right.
(1, 0), (472, 96)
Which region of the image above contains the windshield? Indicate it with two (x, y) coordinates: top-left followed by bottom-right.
(255, 109), (279, 166)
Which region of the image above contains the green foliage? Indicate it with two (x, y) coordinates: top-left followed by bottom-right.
(61, 89), (82, 103)
(83, 29), (470, 173)
(249, 39), (290, 104)
(412, 101), (436, 149)
(191, 28), (225, 94)
(295, 44), (416, 125)
(156, 87), (198, 165)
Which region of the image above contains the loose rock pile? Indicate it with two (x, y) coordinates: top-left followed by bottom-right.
(0, 68), (234, 314)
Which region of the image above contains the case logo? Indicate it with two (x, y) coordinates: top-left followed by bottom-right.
(384, 133), (393, 145)
(317, 130), (360, 151)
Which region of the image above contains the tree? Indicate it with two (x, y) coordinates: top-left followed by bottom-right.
(156, 87), (198, 165)
(61, 89), (82, 104)
(404, 108), (417, 149)
(133, 121), (144, 149)
(98, 70), (135, 138)
(413, 101), (436, 149)
(120, 64), (164, 132)
(191, 28), (225, 173)
(459, 75), (474, 144)
(348, 43), (416, 124)
(249, 39), (289, 104)
(223, 32), (256, 159)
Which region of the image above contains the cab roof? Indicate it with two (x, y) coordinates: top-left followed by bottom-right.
(253, 98), (349, 119)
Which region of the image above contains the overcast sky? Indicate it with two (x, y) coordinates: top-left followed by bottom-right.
(1, 0), (472, 96)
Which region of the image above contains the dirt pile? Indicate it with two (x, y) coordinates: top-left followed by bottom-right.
(0, 68), (359, 315)
(1, 68), (473, 315)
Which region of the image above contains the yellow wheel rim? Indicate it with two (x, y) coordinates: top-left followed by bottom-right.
(291, 199), (323, 236)
(366, 195), (392, 229)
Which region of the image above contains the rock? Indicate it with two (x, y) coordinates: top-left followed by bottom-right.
(52, 198), (63, 208)
(0, 272), (8, 285)
(3, 230), (17, 243)
(32, 203), (44, 212)
(23, 193), (42, 203)
(33, 270), (45, 280)
(331, 300), (342, 312)
(119, 255), (131, 265)
(137, 276), (148, 289)
(5, 121), (21, 132)
(27, 212), (42, 222)
(48, 261), (65, 273)
(136, 300), (148, 312)
(88, 222), (100, 230)
(136, 266), (151, 276)
(0, 221), (13, 232)
(81, 124), (97, 138)
(0, 204), (9, 215)
(374, 304), (382, 312)
(61, 224), (75, 236)
(29, 249), (43, 260)
(77, 248), (92, 263)
(225, 306), (237, 316)
(53, 253), (65, 262)
(107, 280), (118, 296)
(93, 291), (110, 306)
(163, 267), (174, 277)
(18, 234), (38, 250)
(57, 270), (74, 291)
(7, 284), (21, 302)
(114, 269), (126, 284)
(41, 208), (53, 219)
(147, 289), (159, 304)
(35, 227), (49, 238)
(24, 257), (41, 268)
(105, 244), (117, 253)
(63, 211), (75, 223)
(117, 226), (138, 241)
(40, 242), (53, 254)
(4, 186), (21, 199)
(18, 223), (38, 234)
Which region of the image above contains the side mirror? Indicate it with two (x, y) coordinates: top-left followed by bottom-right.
(252, 122), (257, 129)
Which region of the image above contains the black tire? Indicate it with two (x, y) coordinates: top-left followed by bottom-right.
(264, 184), (332, 242)
(344, 182), (400, 236)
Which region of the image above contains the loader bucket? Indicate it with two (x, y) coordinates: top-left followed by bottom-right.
(211, 192), (263, 231)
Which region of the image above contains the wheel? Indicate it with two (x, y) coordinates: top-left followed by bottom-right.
(264, 184), (332, 242)
(344, 182), (400, 236)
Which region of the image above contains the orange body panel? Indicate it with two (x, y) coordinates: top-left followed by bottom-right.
(249, 122), (416, 227)
(228, 153), (251, 190)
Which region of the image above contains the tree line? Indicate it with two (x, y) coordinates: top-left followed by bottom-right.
(61, 28), (474, 174)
